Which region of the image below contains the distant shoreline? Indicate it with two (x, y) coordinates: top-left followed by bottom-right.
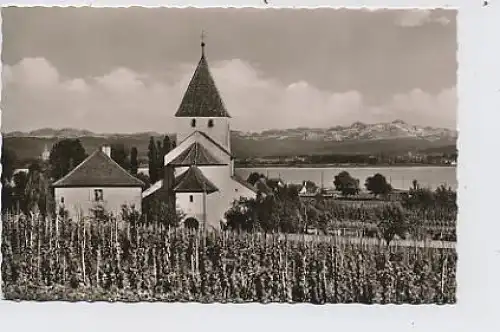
(235, 163), (457, 169)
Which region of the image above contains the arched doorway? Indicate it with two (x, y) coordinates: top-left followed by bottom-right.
(184, 217), (200, 230)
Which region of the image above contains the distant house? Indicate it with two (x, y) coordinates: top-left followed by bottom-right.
(299, 181), (319, 197)
(13, 168), (29, 176)
(41, 144), (51, 162)
(52, 145), (144, 218)
(137, 167), (149, 176)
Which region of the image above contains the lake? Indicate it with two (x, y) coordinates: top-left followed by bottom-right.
(235, 166), (457, 190)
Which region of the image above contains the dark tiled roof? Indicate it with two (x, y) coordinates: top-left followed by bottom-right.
(169, 141), (227, 166)
(173, 166), (219, 193)
(174, 50), (231, 118)
(231, 174), (258, 193)
(52, 150), (144, 187)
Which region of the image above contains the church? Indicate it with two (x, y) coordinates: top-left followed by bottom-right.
(142, 39), (257, 230)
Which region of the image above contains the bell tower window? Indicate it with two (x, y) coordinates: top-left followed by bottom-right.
(208, 119), (214, 128)
(191, 119), (196, 127)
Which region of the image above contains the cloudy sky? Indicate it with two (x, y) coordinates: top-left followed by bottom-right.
(1, 7), (457, 134)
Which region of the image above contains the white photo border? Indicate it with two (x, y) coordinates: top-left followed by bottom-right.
(1, 1), (499, 331)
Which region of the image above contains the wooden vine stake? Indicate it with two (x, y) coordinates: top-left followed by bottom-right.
(37, 215), (41, 283)
(441, 255), (448, 295)
(96, 245), (100, 287)
(82, 219), (86, 285)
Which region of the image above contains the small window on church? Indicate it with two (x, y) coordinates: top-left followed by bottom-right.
(191, 119), (196, 127)
(208, 119), (214, 128)
(189, 195), (194, 203)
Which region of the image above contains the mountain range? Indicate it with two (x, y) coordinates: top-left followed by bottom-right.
(3, 120), (457, 162)
(235, 120), (456, 142)
(4, 128), (160, 139)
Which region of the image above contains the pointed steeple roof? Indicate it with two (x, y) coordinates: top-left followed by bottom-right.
(173, 165), (219, 193)
(52, 149), (144, 188)
(169, 141), (227, 166)
(175, 40), (230, 118)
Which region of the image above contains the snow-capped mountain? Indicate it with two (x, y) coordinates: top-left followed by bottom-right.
(234, 120), (457, 142)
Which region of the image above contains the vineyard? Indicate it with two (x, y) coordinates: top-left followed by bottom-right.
(298, 197), (457, 240)
(1, 214), (456, 304)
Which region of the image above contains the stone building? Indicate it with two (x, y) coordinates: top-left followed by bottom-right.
(143, 40), (256, 230)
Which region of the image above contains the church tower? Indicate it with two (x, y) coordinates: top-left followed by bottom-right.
(143, 35), (257, 230)
(174, 38), (231, 152)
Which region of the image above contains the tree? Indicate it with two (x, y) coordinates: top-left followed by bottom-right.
(156, 140), (164, 176)
(142, 196), (182, 228)
(162, 136), (172, 156)
(49, 139), (87, 180)
(135, 172), (151, 189)
(333, 171), (360, 196)
(156, 135), (173, 178)
(24, 162), (51, 216)
(12, 172), (28, 212)
(403, 186), (435, 209)
(1, 146), (16, 185)
(224, 184), (306, 233)
(111, 143), (129, 170)
(365, 173), (392, 197)
(130, 147), (139, 175)
(1, 147), (17, 212)
(247, 172), (265, 186)
(224, 197), (264, 232)
(377, 203), (408, 245)
(148, 137), (158, 183)
(434, 184), (457, 209)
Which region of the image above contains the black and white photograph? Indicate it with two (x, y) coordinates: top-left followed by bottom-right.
(1, 7), (457, 304)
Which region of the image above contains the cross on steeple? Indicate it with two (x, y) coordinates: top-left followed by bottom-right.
(201, 30), (206, 55)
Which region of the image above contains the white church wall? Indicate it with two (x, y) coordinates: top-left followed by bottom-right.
(176, 192), (204, 221)
(200, 166), (234, 227)
(176, 191), (222, 230)
(173, 164), (255, 229)
(198, 165), (232, 183)
(176, 117), (230, 152)
(201, 166), (256, 228)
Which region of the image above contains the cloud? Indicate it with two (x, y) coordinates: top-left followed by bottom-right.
(395, 10), (451, 27)
(1, 57), (456, 133)
(369, 88), (457, 127)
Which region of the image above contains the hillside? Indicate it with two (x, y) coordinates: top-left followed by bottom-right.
(3, 135), (172, 164)
(3, 120), (457, 164)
